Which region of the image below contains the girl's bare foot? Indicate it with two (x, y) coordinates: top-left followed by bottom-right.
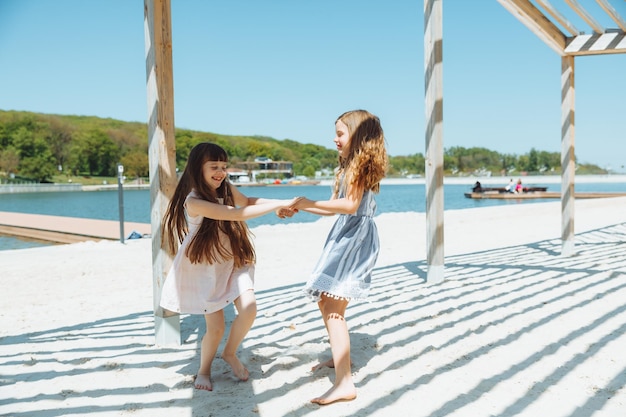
(311, 381), (356, 405)
(311, 358), (334, 371)
(311, 358), (355, 372)
(194, 374), (213, 391)
(222, 354), (249, 381)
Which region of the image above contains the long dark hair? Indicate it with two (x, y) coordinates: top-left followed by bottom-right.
(162, 142), (255, 267)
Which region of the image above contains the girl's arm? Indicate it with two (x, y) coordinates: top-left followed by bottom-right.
(229, 183), (303, 219)
(187, 192), (299, 221)
(294, 184), (363, 216)
(229, 183), (282, 207)
(299, 207), (336, 216)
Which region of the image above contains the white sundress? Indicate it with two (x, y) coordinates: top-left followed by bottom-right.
(160, 195), (255, 315)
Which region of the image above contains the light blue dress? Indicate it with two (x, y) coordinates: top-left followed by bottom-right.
(304, 185), (379, 302)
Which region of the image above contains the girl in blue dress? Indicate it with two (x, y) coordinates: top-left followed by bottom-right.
(291, 110), (388, 405)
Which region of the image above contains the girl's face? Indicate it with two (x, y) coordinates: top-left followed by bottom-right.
(202, 160), (228, 190)
(333, 119), (350, 158)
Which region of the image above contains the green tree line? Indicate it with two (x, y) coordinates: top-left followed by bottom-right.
(0, 110), (606, 183)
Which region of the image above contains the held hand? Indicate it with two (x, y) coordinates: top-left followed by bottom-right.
(290, 196), (309, 211)
(276, 207), (297, 219)
(276, 197), (302, 219)
(291, 196), (304, 206)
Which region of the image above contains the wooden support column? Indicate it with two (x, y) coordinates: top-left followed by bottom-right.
(560, 55), (576, 256)
(144, 0), (180, 345)
(424, 0), (444, 283)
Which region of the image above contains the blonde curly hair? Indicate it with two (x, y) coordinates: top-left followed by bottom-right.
(334, 110), (388, 196)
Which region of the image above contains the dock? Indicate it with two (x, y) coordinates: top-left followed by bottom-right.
(0, 211), (151, 244)
(464, 191), (626, 200)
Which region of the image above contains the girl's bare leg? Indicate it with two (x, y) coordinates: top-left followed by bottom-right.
(312, 357), (354, 371)
(311, 302), (333, 371)
(196, 311), (226, 391)
(311, 300), (354, 371)
(311, 295), (356, 405)
(221, 289), (257, 381)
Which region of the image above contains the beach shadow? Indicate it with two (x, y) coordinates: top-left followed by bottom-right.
(0, 311), (189, 417)
(2, 222), (625, 417)
(234, 222), (626, 416)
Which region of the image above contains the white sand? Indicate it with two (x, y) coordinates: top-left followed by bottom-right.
(1, 197), (626, 417)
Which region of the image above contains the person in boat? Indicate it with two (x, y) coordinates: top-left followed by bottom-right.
(514, 178), (523, 193)
(472, 181), (483, 193)
(505, 178), (515, 193)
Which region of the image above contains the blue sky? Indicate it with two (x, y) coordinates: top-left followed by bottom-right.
(1, 0), (624, 172)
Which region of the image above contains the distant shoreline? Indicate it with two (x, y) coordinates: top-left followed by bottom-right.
(1, 174), (625, 194)
(365, 174), (626, 186)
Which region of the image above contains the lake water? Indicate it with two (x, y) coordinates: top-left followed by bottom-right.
(1, 180), (624, 251)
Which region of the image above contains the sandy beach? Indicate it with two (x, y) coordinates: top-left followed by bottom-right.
(1, 196), (626, 417)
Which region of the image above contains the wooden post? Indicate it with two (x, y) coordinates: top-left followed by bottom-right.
(144, 0), (180, 345)
(424, 0), (445, 283)
(560, 55), (576, 256)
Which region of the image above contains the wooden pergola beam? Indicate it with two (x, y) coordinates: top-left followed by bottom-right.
(596, 0), (626, 31)
(565, 32), (626, 55)
(498, 0), (567, 55)
(560, 56), (576, 256)
(144, 0), (180, 345)
(535, 0), (580, 36)
(565, 0), (604, 34)
(500, 0), (626, 56)
(424, 0), (444, 284)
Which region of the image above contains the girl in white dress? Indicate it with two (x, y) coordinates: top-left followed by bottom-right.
(291, 110), (388, 405)
(160, 142), (298, 392)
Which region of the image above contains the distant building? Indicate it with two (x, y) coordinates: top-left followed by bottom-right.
(230, 157), (293, 183)
(227, 168), (251, 184)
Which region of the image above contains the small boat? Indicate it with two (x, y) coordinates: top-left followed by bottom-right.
(465, 182), (549, 199)
(472, 187), (548, 194)
(464, 189), (554, 199)
(469, 186), (548, 194)
(465, 187), (626, 199)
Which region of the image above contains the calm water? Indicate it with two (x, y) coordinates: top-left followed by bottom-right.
(1, 181), (624, 250)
